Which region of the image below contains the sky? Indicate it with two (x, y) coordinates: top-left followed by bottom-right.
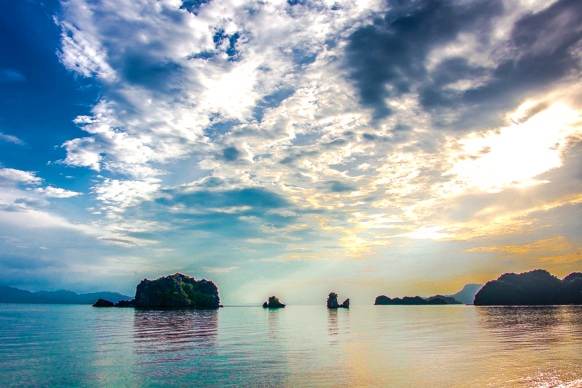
(0, 0), (580, 304)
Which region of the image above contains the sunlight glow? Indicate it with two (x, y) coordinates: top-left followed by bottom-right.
(405, 226), (448, 240)
(450, 102), (580, 193)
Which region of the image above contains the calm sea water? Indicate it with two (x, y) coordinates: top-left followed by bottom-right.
(0, 304), (581, 387)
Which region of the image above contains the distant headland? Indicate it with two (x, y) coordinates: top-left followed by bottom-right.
(0, 285), (129, 305)
(474, 269), (582, 306)
(374, 294), (460, 305)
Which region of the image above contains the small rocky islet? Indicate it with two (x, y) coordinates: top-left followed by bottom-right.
(93, 298), (115, 307)
(327, 292), (349, 309)
(262, 296), (286, 308)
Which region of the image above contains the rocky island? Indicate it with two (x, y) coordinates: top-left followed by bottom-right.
(327, 292), (349, 308)
(374, 294), (461, 305)
(262, 296), (286, 308)
(474, 270), (582, 305)
(92, 273), (220, 309)
(93, 298), (114, 307)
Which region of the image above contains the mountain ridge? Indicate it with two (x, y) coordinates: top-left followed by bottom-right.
(447, 284), (482, 305)
(0, 285), (130, 305)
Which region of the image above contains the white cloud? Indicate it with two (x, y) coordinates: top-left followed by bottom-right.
(62, 137), (102, 171)
(54, 0), (386, 216)
(36, 186), (82, 198)
(56, 2), (116, 81)
(0, 168), (41, 185)
(0, 132), (24, 145)
(93, 178), (161, 213)
(0, 206), (87, 231)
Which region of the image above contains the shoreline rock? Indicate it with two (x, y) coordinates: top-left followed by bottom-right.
(93, 299), (114, 307)
(115, 299), (136, 307)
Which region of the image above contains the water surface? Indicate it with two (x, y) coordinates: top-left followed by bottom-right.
(0, 304), (581, 387)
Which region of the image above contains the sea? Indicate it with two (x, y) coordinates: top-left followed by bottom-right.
(0, 304), (581, 387)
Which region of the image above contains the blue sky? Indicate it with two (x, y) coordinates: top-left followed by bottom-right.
(0, 0), (581, 303)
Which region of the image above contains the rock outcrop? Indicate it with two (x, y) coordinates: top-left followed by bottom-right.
(262, 296), (286, 308)
(474, 270), (582, 305)
(114, 299), (136, 307)
(327, 292), (339, 308)
(327, 292), (349, 309)
(134, 273), (220, 309)
(374, 294), (461, 305)
(93, 298), (114, 307)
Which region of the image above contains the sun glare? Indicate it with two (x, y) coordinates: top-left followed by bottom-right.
(451, 102), (580, 193)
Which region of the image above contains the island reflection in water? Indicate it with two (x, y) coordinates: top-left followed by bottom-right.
(477, 306), (582, 345)
(0, 304), (581, 387)
(133, 309), (218, 354)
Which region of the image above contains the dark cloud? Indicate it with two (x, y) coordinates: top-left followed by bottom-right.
(125, 187), (297, 239)
(449, 0), (582, 127)
(345, 0), (502, 120)
(222, 146), (240, 161)
(122, 54), (184, 90)
(328, 181), (355, 193)
(418, 57), (488, 109)
(422, 0), (582, 130)
(346, 0), (582, 130)
(159, 187), (288, 210)
(0, 255), (64, 290)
